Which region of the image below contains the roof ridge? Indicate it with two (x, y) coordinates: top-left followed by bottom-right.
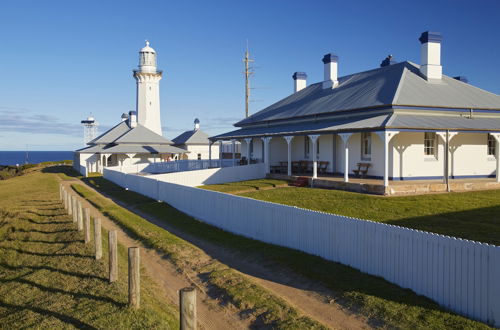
(391, 63), (409, 104)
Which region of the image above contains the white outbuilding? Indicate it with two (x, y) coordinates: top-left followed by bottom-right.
(211, 31), (500, 194)
(172, 119), (220, 160)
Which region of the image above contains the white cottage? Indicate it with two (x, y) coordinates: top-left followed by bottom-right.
(172, 119), (220, 160)
(212, 31), (500, 191)
(74, 41), (187, 175)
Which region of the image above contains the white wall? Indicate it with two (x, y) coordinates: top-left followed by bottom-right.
(151, 163), (266, 186)
(451, 133), (496, 177)
(392, 132), (496, 180)
(103, 167), (500, 327)
(184, 144), (220, 160)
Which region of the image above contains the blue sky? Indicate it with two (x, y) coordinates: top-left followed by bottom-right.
(0, 0), (499, 150)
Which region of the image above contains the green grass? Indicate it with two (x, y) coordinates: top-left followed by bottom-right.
(198, 178), (290, 193)
(231, 184), (500, 246)
(0, 170), (178, 329)
(71, 177), (324, 329)
(72, 172), (491, 329)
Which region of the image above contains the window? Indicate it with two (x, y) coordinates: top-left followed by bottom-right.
(424, 132), (437, 156)
(488, 134), (496, 156)
(316, 138), (320, 158)
(361, 132), (371, 160)
(304, 136), (310, 158)
(249, 139), (254, 158)
(197, 153), (202, 160)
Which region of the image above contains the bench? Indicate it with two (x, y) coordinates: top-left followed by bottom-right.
(352, 162), (371, 178)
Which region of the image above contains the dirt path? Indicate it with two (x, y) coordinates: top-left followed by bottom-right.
(61, 180), (248, 330)
(64, 179), (372, 329)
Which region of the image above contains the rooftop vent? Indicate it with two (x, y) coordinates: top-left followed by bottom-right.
(380, 55), (397, 67)
(194, 118), (200, 131)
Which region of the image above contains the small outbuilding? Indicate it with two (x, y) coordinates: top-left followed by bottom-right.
(172, 119), (219, 160)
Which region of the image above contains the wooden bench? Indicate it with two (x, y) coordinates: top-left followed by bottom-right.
(352, 162), (371, 178)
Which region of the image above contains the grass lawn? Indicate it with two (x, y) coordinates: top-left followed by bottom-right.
(0, 170), (178, 329)
(202, 178), (500, 246)
(67, 169), (491, 329)
(199, 178), (289, 193)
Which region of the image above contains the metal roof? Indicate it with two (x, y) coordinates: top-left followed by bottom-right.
(212, 114), (391, 139)
(102, 144), (187, 154)
(172, 129), (211, 145)
(89, 121), (130, 144)
(235, 62), (500, 127)
(114, 124), (173, 144)
(387, 114), (500, 131)
(212, 112), (500, 140)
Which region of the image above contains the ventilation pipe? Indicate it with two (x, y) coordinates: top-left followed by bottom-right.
(322, 53), (339, 89)
(419, 31), (443, 80)
(194, 118), (200, 131)
(292, 72), (307, 93)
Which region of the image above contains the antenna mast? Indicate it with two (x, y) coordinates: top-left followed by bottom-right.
(243, 41), (254, 118)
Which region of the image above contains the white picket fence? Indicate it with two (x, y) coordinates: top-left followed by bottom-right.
(103, 167), (500, 327)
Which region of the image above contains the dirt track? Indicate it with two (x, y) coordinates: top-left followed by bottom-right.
(63, 179), (372, 329)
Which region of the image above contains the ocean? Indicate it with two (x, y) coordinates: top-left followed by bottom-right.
(0, 151), (73, 166)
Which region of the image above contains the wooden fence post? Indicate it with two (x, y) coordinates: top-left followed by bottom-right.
(94, 218), (102, 260)
(84, 209), (91, 242)
(109, 230), (118, 283)
(128, 247), (140, 308)
(64, 189), (68, 211)
(72, 197), (78, 223)
(68, 194), (73, 216)
(180, 287), (197, 330)
(59, 184), (62, 201)
(77, 201), (83, 227)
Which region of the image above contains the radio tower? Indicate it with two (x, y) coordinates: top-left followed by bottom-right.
(243, 42), (254, 118)
(81, 114), (99, 145)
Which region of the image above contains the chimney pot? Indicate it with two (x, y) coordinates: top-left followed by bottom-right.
(128, 111), (137, 128)
(322, 53), (339, 89)
(419, 31), (443, 80)
(292, 72), (307, 93)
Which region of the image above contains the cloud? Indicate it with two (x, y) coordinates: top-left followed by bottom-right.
(0, 108), (83, 136)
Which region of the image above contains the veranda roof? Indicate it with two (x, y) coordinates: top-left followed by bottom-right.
(212, 113), (500, 140)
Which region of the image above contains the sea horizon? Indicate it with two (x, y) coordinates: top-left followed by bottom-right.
(0, 151), (73, 166)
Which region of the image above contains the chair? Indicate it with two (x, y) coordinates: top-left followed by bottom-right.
(318, 161), (329, 174)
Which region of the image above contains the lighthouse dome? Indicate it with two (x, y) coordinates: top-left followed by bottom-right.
(140, 40), (156, 53)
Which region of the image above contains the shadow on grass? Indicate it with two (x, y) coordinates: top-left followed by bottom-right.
(0, 262), (108, 282)
(0, 246), (93, 259)
(21, 217), (72, 225)
(14, 228), (75, 235)
(24, 210), (68, 218)
(0, 276), (124, 307)
(0, 300), (96, 329)
(42, 165), (81, 178)
(5, 238), (81, 245)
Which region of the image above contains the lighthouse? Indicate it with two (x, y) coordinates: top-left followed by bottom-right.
(133, 40), (163, 136)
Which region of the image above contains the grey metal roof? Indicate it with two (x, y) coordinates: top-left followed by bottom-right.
(394, 64), (500, 109)
(75, 145), (105, 153)
(212, 112), (500, 140)
(102, 144), (187, 154)
(89, 121), (130, 144)
(212, 114), (391, 139)
(388, 114), (500, 131)
(114, 124), (173, 144)
(172, 129), (211, 145)
(236, 61), (500, 126)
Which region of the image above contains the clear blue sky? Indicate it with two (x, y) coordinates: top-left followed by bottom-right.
(1, 0), (499, 150)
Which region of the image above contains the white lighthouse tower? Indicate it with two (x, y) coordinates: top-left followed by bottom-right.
(133, 40), (163, 136)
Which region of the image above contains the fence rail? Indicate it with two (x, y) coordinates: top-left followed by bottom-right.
(108, 158), (242, 175)
(103, 167), (500, 327)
